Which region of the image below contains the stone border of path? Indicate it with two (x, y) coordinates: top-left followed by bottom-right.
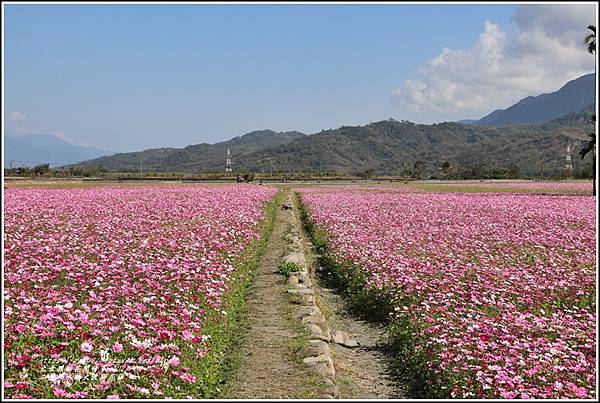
(279, 200), (359, 399)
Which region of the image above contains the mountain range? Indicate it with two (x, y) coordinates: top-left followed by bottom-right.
(4, 134), (111, 168)
(465, 73), (595, 126)
(9, 73), (596, 177)
(236, 113), (593, 177)
(75, 108), (594, 177)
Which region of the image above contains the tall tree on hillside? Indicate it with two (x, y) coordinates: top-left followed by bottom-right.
(582, 25), (596, 196)
(413, 160), (427, 179)
(441, 161), (452, 179)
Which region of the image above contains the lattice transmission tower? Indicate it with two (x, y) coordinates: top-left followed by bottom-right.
(225, 149), (232, 172)
(565, 142), (573, 173)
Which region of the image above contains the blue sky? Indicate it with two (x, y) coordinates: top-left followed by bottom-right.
(3, 3), (595, 152)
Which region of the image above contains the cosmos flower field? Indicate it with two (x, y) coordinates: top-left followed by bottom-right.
(415, 181), (594, 195)
(3, 185), (276, 399)
(3, 181), (596, 399)
(298, 187), (596, 399)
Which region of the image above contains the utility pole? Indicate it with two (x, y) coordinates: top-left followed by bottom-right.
(540, 160), (544, 180)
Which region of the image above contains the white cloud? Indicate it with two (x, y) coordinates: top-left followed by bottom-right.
(9, 111), (31, 134)
(51, 131), (67, 140)
(13, 126), (30, 134)
(391, 4), (597, 121)
(8, 112), (72, 143)
(9, 111), (26, 123)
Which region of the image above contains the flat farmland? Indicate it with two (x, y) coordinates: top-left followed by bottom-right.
(3, 185), (277, 398)
(297, 185), (596, 399)
(2, 180), (597, 399)
(411, 180), (594, 195)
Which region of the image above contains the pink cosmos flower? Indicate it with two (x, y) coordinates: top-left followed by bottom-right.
(179, 373), (197, 383)
(168, 356), (180, 366)
(574, 387), (588, 398)
(53, 388), (68, 397)
(107, 394), (120, 399)
(3, 186), (277, 399)
(97, 380), (111, 391)
(80, 341), (94, 353)
(501, 391), (517, 399)
(15, 381), (28, 390)
(297, 187), (596, 399)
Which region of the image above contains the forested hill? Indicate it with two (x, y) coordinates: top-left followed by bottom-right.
(76, 130), (306, 172)
(76, 110), (594, 177)
(234, 111), (593, 177)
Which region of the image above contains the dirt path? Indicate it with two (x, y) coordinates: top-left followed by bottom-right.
(225, 189), (406, 399)
(314, 284), (407, 398)
(224, 190), (322, 399)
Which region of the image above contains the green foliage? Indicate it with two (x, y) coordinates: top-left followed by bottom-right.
(440, 161), (453, 179)
(356, 168), (375, 178)
(242, 171), (255, 182)
(276, 261), (301, 277)
(413, 160), (427, 179)
(507, 164), (521, 179)
(387, 319), (451, 399)
(32, 163), (51, 175)
(6, 164), (108, 178)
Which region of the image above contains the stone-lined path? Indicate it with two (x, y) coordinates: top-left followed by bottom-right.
(225, 189), (405, 399)
(224, 190), (323, 399)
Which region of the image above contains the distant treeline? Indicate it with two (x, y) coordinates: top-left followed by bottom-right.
(4, 160), (594, 181)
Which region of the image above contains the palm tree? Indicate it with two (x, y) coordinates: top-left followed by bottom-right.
(582, 25), (596, 195)
(580, 132), (596, 160)
(579, 126), (596, 196)
(585, 25), (596, 54)
(580, 113), (596, 196)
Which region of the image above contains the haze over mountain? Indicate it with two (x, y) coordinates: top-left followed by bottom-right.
(469, 73), (595, 126)
(5, 134), (111, 168)
(76, 130), (306, 173)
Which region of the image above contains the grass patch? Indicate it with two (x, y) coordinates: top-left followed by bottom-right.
(276, 261), (301, 277)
